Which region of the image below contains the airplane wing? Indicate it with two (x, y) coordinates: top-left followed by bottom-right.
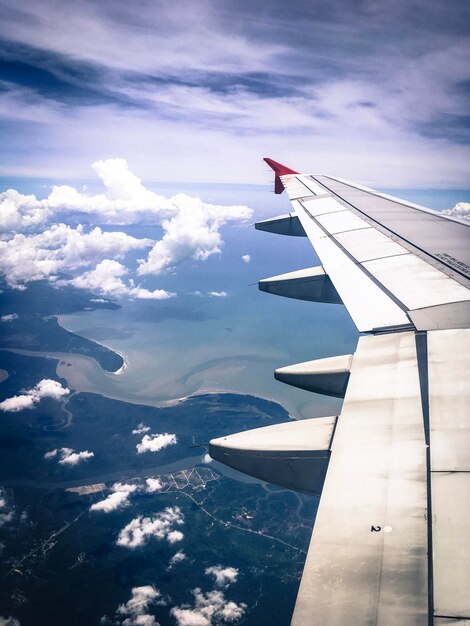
(210, 158), (470, 625)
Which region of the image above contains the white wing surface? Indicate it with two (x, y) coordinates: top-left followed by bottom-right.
(209, 158), (470, 625)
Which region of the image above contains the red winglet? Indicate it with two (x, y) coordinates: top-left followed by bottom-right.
(263, 158), (298, 194)
(263, 158), (299, 176)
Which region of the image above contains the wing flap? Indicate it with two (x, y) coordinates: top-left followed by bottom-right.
(428, 329), (470, 621)
(292, 332), (428, 626)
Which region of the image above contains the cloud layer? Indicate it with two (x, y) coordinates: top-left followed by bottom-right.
(1, 1), (470, 187)
(0, 159), (252, 295)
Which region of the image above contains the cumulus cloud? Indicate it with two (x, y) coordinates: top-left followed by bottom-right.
(0, 394), (36, 412)
(170, 588), (247, 626)
(202, 454), (212, 464)
(44, 447), (94, 466)
(0, 223), (153, 289)
(145, 478), (163, 493)
(167, 530), (184, 544)
(69, 259), (175, 300)
(116, 585), (165, 626)
(0, 160), (252, 293)
(0, 187), (51, 233)
(90, 482), (138, 513)
(0, 159), (172, 232)
(442, 202), (470, 222)
(241, 255), (250, 264)
(168, 551), (187, 569)
(205, 566), (239, 588)
(136, 433), (177, 454)
(0, 314), (18, 322)
(137, 193), (251, 276)
(117, 507), (184, 548)
(132, 423), (151, 435)
(0, 379), (69, 412)
(208, 291), (227, 298)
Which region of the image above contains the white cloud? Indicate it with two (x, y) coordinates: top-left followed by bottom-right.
(168, 551), (187, 569)
(202, 454), (212, 464)
(0, 187), (51, 233)
(442, 202), (470, 222)
(44, 447), (94, 466)
(205, 566), (238, 588)
(69, 259), (176, 300)
(0, 379), (69, 412)
(90, 483), (138, 513)
(136, 433), (177, 454)
(170, 588), (247, 626)
(128, 286), (175, 300)
(132, 423), (151, 435)
(34, 379), (70, 400)
(167, 530), (184, 544)
(189, 291), (228, 298)
(0, 2), (279, 79)
(0, 489), (15, 529)
(0, 159), (174, 232)
(116, 585), (164, 626)
(0, 223), (153, 289)
(117, 507), (184, 548)
(0, 616), (21, 626)
(91, 491), (130, 513)
(0, 159), (252, 299)
(0, 394), (37, 412)
(0, 314), (18, 322)
(145, 478), (163, 493)
(59, 449), (94, 466)
(136, 193), (252, 276)
(241, 255), (250, 264)
(0, 160), (251, 294)
(208, 291), (227, 298)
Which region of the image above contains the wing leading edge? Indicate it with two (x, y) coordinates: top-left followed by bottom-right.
(209, 159), (470, 625)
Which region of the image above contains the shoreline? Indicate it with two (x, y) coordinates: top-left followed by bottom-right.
(57, 314), (128, 375)
(0, 347), (295, 417)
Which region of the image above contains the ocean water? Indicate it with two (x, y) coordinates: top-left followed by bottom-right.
(57, 183), (468, 419)
(58, 222), (357, 419)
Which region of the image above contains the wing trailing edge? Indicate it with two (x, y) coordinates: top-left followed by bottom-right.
(209, 158), (470, 625)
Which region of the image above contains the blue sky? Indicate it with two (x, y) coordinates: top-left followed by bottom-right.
(1, 0), (470, 187)
(0, 0), (469, 304)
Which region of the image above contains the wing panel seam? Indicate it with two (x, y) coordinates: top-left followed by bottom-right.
(311, 176), (470, 286)
(299, 200), (412, 316)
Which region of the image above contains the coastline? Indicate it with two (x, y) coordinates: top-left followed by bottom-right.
(57, 314), (128, 375)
